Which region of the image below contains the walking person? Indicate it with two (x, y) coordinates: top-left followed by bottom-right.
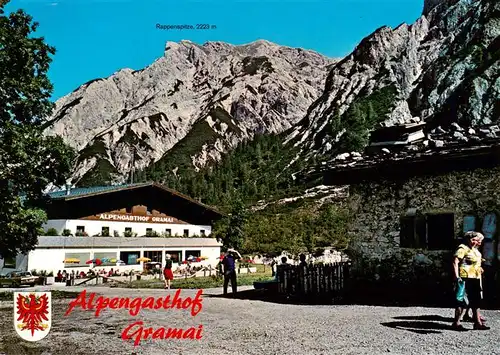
(451, 231), (490, 331)
(163, 254), (174, 289)
(223, 248), (241, 296)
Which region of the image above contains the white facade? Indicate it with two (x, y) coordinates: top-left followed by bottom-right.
(43, 219), (211, 237)
(26, 244), (221, 276)
(0, 182), (225, 276)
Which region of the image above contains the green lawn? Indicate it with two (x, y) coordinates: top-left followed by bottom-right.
(120, 268), (273, 289)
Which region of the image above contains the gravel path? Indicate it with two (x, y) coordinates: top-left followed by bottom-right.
(1, 286), (499, 355)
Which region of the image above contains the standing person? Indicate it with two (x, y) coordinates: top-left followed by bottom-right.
(163, 254), (174, 289)
(299, 254), (308, 267)
(451, 231), (490, 331)
(223, 248), (241, 296)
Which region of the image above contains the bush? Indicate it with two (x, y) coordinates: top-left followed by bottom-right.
(146, 230), (160, 237)
(62, 229), (72, 236)
(45, 228), (59, 236)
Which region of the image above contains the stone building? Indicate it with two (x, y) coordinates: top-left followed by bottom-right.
(312, 134), (500, 305)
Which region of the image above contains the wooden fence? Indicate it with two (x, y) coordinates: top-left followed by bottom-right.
(276, 262), (350, 302)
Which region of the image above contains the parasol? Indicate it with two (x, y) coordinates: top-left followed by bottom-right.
(64, 258), (80, 263)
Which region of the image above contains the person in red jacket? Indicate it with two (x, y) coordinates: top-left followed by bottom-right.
(163, 254), (174, 289)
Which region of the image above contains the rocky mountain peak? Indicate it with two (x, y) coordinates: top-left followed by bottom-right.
(287, 0), (498, 161)
(423, 0), (447, 15)
(45, 39), (335, 186)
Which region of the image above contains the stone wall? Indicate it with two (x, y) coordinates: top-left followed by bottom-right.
(335, 166), (500, 305)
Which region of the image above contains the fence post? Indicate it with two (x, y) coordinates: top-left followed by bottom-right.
(273, 262), (349, 301)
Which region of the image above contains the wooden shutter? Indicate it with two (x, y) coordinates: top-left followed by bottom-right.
(400, 215), (416, 248)
(415, 214), (427, 248)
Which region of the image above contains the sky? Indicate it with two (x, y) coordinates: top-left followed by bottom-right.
(7, 0), (424, 101)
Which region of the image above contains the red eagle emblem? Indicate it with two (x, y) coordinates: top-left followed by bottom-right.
(16, 293), (50, 336)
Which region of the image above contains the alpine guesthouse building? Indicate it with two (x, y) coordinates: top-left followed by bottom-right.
(0, 182), (223, 275)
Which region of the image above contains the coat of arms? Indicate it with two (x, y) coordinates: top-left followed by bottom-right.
(13, 292), (51, 341)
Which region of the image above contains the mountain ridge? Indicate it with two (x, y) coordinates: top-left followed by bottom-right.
(44, 0), (499, 196)
(44, 39), (336, 186)
(286, 0), (499, 162)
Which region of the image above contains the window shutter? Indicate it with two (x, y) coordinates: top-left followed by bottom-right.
(415, 214), (427, 248)
(400, 216), (416, 247)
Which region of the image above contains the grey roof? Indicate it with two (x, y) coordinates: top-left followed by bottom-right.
(44, 181), (224, 217)
(47, 183), (149, 199)
(36, 236), (222, 248)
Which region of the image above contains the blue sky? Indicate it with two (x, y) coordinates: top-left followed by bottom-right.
(7, 0), (424, 101)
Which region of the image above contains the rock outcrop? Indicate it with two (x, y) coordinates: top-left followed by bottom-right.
(44, 40), (334, 184)
(286, 0), (499, 160)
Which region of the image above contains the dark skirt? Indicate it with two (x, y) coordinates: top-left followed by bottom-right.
(456, 278), (482, 308)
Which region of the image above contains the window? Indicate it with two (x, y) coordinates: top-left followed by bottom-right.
(94, 252), (117, 266)
(167, 250), (182, 263)
(183, 229), (189, 237)
(144, 250), (162, 263)
(119, 251), (140, 265)
(75, 226), (86, 236)
(101, 227), (110, 236)
(400, 212), (455, 250)
(165, 229), (172, 236)
(123, 227), (134, 237)
(4, 256), (16, 269)
(146, 228), (153, 236)
(427, 213), (455, 250)
(186, 250), (201, 259)
(200, 230), (206, 236)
